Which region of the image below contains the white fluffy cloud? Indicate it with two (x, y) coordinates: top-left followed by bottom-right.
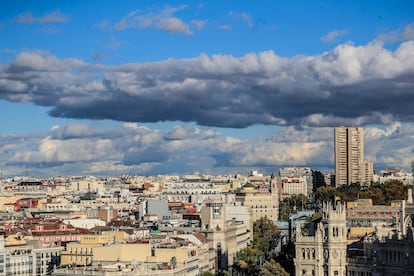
(1, 122), (413, 177)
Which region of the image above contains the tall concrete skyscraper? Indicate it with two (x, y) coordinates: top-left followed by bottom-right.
(334, 127), (365, 186)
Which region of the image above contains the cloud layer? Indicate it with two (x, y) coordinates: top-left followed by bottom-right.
(1, 122), (412, 177)
(1, 40), (414, 128)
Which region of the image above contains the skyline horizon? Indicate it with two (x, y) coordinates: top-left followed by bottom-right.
(1, 1), (414, 177)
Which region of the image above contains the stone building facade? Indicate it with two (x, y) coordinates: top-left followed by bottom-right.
(295, 202), (347, 276)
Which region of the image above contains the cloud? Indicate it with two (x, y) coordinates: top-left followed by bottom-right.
(2, 122), (414, 177)
(39, 25), (62, 35)
(376, 21), (414, 44)
(1, 37), (414, 129)
(218, 24), (232, 31)
(191, 20), (207, 31)
(113, 6), (203, 35)
(229, 11), (254, 28)
(321, 29), (348, 42)
(403, 23), (414, 40)
(107, 35), (128, 50)
(16, 10), (70, 24)
(93, 53), (104, 61)
(0, 122), (332, 176)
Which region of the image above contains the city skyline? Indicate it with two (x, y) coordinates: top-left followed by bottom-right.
(1, 1), (414, 177)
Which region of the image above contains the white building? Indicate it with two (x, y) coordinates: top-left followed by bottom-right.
(295, 202), (347, 276)
(281, 175), (308, 197)
(0, 236), (63, 275)
(279, 167), (313, 196)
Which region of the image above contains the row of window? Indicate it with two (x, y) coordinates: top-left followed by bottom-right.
(69, 247), (93, 254)
(383, 250), (408, 263)
(301, 248), (316, 260)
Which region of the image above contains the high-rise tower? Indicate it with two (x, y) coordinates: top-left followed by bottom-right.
(334, 127), (365, 186)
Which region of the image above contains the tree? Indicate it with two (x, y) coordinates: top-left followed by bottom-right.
(215, 270), (230, 276)
(233, 247), (262, 276)
(315, 186), (338, 202)
(253, 217), (281, 253)
(315, 180), (407, 205)
(338, 182), (361, 201)
(279, 195), (309, 220)
(383, 179), (407, 204)
(260, 259), (289, 276)
(233, 218), (281, 276)
(274, 241), (296, 275)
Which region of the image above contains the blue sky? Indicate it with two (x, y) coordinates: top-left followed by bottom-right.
(1, 1), (414, 177)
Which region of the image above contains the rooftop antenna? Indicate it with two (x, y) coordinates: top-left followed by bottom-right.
(25, 163), (29, 178)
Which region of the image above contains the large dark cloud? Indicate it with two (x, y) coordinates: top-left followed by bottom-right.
(1, 41), (414, 128)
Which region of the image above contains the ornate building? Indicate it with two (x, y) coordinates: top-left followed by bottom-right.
(295, 202), (347, 276)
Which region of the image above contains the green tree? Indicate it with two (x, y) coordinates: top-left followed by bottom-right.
(233, 218), (281, 275)
(274, 241), (295, 275)
(315, 186), (338, 202)
(215, 270), (230, 276)
(315, 180), (407, 205)
(253, 217), (281, 253)
(383, 179), (407, 204)
(279, 198), (291, 220)
(260, 259), (289, 276)
(233, 247), (262, 276)
(338, 182), (361, 201)
(279, 195), (309, 220)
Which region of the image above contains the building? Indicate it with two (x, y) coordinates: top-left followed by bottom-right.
(347, 225), (414, 276)
(335, 127), (369, 186)
(0, 236), (63, 275)
(280, 175), (309, 198)
(346, 199), (404, 242)
(60, 233), (205, 276)
(295, 202), (348, 276)
(373, 168), (413, 186)
(279, 167), (313, 196)
(200, 199), (250, 271)
(235, 183), (278, 222)
(362, 160), (374, 186)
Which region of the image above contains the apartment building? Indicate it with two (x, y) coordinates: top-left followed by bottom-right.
(0, 236), (63, 276)
(335, 127), (372, 186)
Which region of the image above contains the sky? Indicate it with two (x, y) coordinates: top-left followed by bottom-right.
(1, 0), (414, 177)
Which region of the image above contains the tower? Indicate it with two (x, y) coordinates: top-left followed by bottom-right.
(200, 199), (226, 231)
(322, 202), (347, 276)
(295, 202), (347, 276)
(334, 127), (365, 186)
